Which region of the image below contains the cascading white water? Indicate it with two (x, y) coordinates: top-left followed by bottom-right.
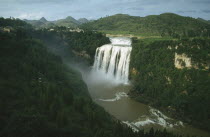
(92, 37), (132, 84)
(110, 37), (132, 45)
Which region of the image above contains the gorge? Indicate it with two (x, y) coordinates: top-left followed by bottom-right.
(79, 37), (210, 137)
(1, 15), (210, 137)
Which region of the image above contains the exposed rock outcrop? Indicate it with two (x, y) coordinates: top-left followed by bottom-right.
(174, 53), (192, 69)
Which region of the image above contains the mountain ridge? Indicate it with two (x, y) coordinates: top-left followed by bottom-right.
(24, 16), (90, 28)
(81, 13), (210, 37)
(39, 17), (47, 23)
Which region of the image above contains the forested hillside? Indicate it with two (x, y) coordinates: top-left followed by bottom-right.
(27, 26), (110, 64)
(82, 13), (210, 37)
(129, 38), (210, 131)
(0, 18), (186, 137)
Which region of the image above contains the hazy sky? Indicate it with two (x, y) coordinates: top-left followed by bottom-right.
(0, 0), (210, 20)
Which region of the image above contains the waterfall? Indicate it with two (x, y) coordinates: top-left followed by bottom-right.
(92, 37), (132, 84)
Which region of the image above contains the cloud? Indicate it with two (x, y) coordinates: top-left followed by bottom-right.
(0, 0), (210, 20)
(1, 0), (75, 4)
(126, 7), (144, 11)
(177, 10), (197, 13)
(202, 10), (210, 13)
(192, 0), (210, 4)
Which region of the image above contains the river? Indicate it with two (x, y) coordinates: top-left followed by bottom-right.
(77, 37), (210, 137)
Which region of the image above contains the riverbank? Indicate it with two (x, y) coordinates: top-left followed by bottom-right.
(129, 89), (210, 133)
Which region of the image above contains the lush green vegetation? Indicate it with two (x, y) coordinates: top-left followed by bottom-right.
(82, 13), (210, 38)
(64, 30), (110, 60)
(0, 17), (32, 28)
(0, 18), (188, 137)
(0, 21), (121, 137)
(130, 38), (210, 131)
(27, 26), (110, 64)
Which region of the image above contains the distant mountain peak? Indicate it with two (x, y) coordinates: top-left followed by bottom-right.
(78, 18), (88, 21)
(40, 17), (47, 22)
(78, 18), (89, 24)
(66, 16), (76, 20)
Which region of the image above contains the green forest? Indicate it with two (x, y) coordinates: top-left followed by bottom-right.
(129, 38), (210, 131)
(25, 26), (110, 64)
(82, 13), (210, 38)
(0, 18), (189, 137)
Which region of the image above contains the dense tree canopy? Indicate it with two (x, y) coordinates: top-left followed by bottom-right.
(0, 18), (186, 137)
(130, 38), (210, 131)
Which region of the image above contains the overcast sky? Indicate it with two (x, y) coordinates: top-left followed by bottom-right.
(0, 0), (210, 20)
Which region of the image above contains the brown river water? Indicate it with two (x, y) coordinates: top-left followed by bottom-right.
(78, 69), (210, 137)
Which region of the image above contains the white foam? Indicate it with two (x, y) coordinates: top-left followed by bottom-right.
(134, 118), (155, 127)
(98, 92), (128, 102)
(123, 107), (184, 130)
(178, 121), (184, 126)
(148, 107), (184, 128)
(110, 37), (132, 46)
(175, 121), (184, 127)
(149, 107), (171, 120)
(122, 121), (139, 132)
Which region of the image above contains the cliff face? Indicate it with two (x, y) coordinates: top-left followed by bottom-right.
(174, 53), (209, 70)
(129, 38), (210, 131)
(72, 50), (91, 59)
(131, 68), (139, 76)
(174, 53), (192, 69)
